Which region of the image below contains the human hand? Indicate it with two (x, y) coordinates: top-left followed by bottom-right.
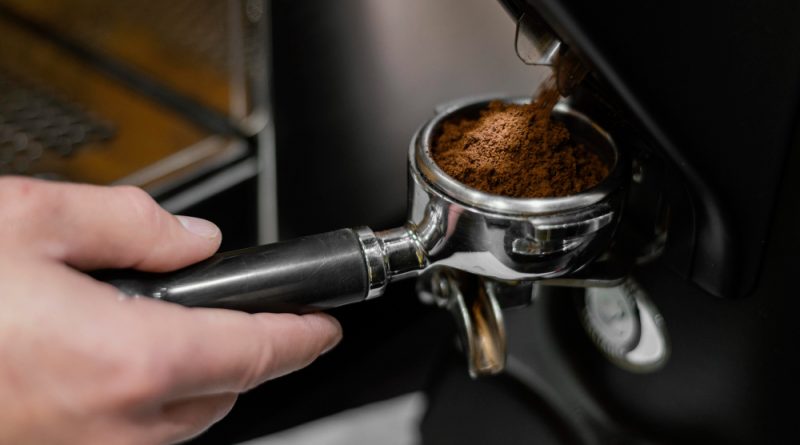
(0, 177), (342, 445)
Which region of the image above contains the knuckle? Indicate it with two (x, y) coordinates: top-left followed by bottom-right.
(66, 336), (172, 413)
(110, 350), (172, 407)
(115, 185), (156, 213)
(229, 318), (279, 392)
(114, 185), (164, 230)
(243, 341), (277, 390)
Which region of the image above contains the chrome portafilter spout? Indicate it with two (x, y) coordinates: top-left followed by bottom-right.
(98, 96), (627, 375)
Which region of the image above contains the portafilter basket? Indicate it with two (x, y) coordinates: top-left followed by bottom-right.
(99, 96), (627, 315)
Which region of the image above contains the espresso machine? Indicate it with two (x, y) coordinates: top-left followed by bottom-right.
(197, 1), (798, 443)
(415, 0), (799, 443)
(3, 0), (799, 443)
(420, 0), (800, 444)
(89, 0), (800, 443)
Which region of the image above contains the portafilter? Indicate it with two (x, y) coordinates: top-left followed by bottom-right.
(99, 96), (627, 314)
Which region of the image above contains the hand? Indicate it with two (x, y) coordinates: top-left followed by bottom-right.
(0, 177), (342, 445)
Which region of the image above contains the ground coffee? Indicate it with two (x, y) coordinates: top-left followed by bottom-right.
(431, 81), (609, 198)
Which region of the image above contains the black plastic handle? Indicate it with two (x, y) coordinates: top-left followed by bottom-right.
(94, 229), (369, 314)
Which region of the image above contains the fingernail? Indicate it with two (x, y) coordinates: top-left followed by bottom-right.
(176, 215), (220, 240)
(322, 337), (341, 355)
(322, 329), (343, 355)
(306, 312), (343, 355)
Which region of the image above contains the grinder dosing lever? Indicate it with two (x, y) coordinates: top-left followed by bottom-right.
(99, 97), (626, 323)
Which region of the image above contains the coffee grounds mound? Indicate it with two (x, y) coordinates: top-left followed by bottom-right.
(431, 100), (609, 198)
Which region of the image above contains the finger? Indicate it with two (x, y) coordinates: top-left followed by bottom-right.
(170, 309), (343, 396)
(0, 177), (220, 271)
(149, 393), (237, 444)
(119, 296), (343, 397)
(42, 267), (341, 403)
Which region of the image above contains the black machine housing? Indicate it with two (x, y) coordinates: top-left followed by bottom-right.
(495, 0), (800, 444)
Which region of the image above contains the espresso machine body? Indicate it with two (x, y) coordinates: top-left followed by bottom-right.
(490, 1), (800, 444)
(142, 0), (796, 443)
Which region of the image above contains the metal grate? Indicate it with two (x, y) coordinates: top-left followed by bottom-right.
(0, 71), (115, 174)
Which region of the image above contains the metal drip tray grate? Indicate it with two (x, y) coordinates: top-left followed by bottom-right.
(0, 72), (115, 175)
(0, 2), (258, 205)
(0, 0), (267, 121)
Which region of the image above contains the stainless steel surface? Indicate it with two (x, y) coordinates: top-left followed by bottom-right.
(580, 278), (670, 373)
(514, 12), (561, 66)
(538, 252), (629, 288)
(354, 226), (389, 300)
(418, 269), (507, 377)
(509, 5), (589, 96)
(373, 227), (427, 283)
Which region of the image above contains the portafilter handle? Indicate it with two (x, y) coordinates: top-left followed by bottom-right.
(94, 228), (383, 314)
